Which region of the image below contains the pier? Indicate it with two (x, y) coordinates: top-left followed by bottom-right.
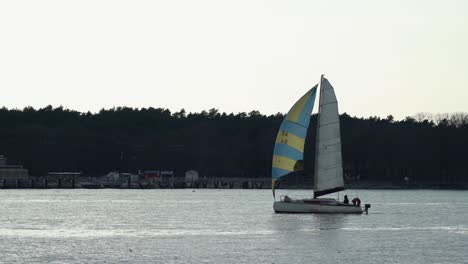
(0, 177), (271, 189)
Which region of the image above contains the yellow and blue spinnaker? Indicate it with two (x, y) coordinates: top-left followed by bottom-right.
(272, 85), (318, 198)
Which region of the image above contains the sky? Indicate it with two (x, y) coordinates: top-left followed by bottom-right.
(0, 0), (467, 119)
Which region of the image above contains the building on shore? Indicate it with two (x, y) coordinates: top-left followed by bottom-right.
(185, 170), (199, 182)
(138, 170), (174, 182)
(0, 155), (29, 180)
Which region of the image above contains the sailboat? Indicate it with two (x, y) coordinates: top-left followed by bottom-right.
(272, 75), (368, 214)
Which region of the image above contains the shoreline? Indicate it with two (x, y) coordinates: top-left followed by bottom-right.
(1, 177), (467, 190)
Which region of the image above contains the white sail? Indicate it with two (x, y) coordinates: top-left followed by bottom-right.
(314, 77), (344, 197)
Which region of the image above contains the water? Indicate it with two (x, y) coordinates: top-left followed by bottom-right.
(0, 189), (467, 264)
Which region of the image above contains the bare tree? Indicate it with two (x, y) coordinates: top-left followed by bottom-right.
(449, 112), (468, 127)
(434, 113), (450, 126)
(413, 112), (433, 123)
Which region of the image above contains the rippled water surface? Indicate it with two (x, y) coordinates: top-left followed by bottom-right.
(0, 189), (467, 263)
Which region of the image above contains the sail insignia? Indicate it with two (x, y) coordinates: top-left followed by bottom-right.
(272, 85), (318, 197)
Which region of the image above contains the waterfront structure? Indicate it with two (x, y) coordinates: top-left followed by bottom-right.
(0, 155), (29, 180)
(47, 172), (83, 181)
(185, 170), (199, 182)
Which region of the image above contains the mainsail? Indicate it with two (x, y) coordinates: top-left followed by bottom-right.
(313, 77), (345, 197)
(272, 85), (317, 197)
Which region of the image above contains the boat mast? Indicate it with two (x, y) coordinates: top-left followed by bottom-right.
(313, 74), (324, 198)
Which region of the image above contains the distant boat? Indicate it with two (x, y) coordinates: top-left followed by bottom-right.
(272, 75), (369, 214)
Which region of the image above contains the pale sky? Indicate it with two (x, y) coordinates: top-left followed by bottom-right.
(1, 0), (467, 119)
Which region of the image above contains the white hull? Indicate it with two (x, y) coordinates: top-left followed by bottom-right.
(273, 198), (363, 214)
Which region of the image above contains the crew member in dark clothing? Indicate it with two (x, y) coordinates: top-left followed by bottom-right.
(343, 195), (349, 204)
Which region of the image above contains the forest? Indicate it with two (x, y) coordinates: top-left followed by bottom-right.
(0, 106), (467, 184)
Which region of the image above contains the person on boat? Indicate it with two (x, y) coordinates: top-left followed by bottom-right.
(352, 197), (361, 206)
(343, 195), (349, 204)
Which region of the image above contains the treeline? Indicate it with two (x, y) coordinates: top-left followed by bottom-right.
(0, 106), (467, 183)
